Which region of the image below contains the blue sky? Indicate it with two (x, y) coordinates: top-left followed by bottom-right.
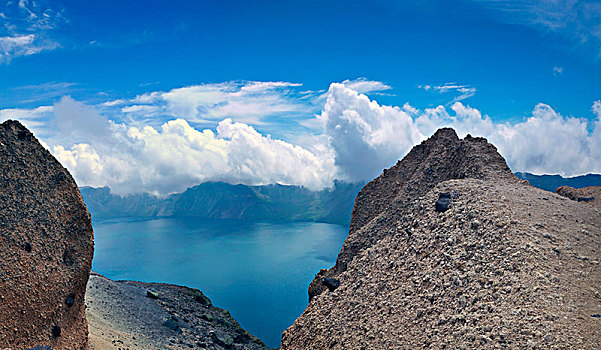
(1, 0), (601, 194)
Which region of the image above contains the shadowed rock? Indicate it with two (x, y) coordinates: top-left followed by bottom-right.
(322, 277), (340, 292)
(556, 185), (601, 208)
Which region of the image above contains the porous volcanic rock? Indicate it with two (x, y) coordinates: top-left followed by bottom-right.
(282, 128), (601, 349)
(0, 120), (94, 349)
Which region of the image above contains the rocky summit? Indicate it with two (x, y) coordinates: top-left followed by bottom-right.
(282, 128), (601, 348)
(0, 120), (94, 349)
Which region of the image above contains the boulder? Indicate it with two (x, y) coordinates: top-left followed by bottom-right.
(0, 120), (94, 349)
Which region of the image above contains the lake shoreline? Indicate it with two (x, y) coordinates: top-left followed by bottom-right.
(91, 217), (348, 348)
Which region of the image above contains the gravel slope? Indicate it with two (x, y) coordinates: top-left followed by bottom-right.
(282, 129), (601, 349)
(86, 272), (268, 350)
(282, 178), (601, 349)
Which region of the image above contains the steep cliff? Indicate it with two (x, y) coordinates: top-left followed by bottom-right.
(0, 120), (94, 349)
(282, 128), (601, 348)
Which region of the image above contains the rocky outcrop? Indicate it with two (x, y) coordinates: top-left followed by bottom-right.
(0, 120), (94, 349)
(556, 186), (600, 208)
(86, 272), (268, 350)
(307, 128), (519, 300)
(282, 128), (601, 348)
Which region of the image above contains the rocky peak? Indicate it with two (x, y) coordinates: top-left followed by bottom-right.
(0, 120), (94, 349)
(308, 128), (518, 300)
(351, 128), (516, 233)
(282, 128), (601, 349)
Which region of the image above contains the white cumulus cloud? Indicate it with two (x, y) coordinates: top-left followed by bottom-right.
(320, 85), (601, 181)
(50, 96), (335, 195)
(5, 80), (601, 195)
(319, 83), (423, 181)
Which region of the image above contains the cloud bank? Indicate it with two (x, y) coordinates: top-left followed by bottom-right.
(322, 83), (601, 182)
(50, 96), (335, 195)
(1, 80), (600, 195)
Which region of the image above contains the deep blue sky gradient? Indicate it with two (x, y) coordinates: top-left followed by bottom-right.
(1, 0), (600, 122)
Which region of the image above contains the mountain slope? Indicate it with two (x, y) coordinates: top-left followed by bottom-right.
(86, 272), (267, 350)
(281, 129), (601, 349)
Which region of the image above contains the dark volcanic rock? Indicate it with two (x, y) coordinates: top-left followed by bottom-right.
(65, 294), (75, 308)
(146, 290), (159, 299)
(162, 316), (181, 333)
(322, 277), (340, 292)
(435, 193), (452, 212)
(211, 330), (234, 347)
(0, 120), (94, 349)
(51, 325), (61, 338)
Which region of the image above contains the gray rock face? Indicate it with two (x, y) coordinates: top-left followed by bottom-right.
(282, 128), (601, 349)
(0, 120), (94, 349)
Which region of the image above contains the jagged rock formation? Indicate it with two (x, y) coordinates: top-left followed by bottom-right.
(0, 120), (94, 349)
(86, 272), (267, 350)
(307, 128), (519, 300)
(556, 186), (600, 208)
(282, 128), (601, 348)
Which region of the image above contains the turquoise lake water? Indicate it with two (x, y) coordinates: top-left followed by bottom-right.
(91, 217), (348, 348)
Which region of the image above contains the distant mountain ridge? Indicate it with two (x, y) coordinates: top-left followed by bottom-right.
(514, 172), (601, 192)
(81, 173), (601, 226)
(80, 181), (363, 226)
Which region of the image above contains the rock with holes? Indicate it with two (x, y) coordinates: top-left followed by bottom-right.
(0, 120), (94, 349)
